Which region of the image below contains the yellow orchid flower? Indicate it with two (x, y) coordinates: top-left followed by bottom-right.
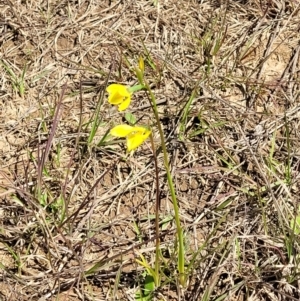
(110, 124), (151, 151)
(106, 84), (132, 111)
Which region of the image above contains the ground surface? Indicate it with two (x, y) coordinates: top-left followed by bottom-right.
(1, 0), (300, 300)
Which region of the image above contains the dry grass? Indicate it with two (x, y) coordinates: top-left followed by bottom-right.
(1, 0), (300, 300)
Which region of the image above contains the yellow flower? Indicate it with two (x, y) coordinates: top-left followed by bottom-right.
(106, 84), (132, 111)
(110, 124), (151, 151)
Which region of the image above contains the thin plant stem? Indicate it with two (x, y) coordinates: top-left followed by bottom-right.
(143, 80), (185, 286)
(150, 133), (161, 286)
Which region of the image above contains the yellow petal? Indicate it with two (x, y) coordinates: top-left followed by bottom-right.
(126, 129), (151, 151)
(110, 124), (135, 137)
(108, 91), (123, 104)
(131, 126), (149, 133)
(106, 84), (128, 94)
(118, 95), (131, 111)
(107, 84), (131, 106)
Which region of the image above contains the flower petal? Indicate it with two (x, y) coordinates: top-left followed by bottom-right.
(118, 95), (131, 111)
(106, 84), (131, 106)
(110, 124), (135, 137)
(108, 90), (124, 104)
(126, 129), (151, 151)
(131, 126), (149, 133)
(106, 84), (128, 94)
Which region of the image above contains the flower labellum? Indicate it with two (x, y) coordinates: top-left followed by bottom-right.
(110, 124), (151, 151)
(106, 84), (132, 111)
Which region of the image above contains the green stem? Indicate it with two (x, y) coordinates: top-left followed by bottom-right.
(150, 133), (161, 287)
(143, 81), (185, 286)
